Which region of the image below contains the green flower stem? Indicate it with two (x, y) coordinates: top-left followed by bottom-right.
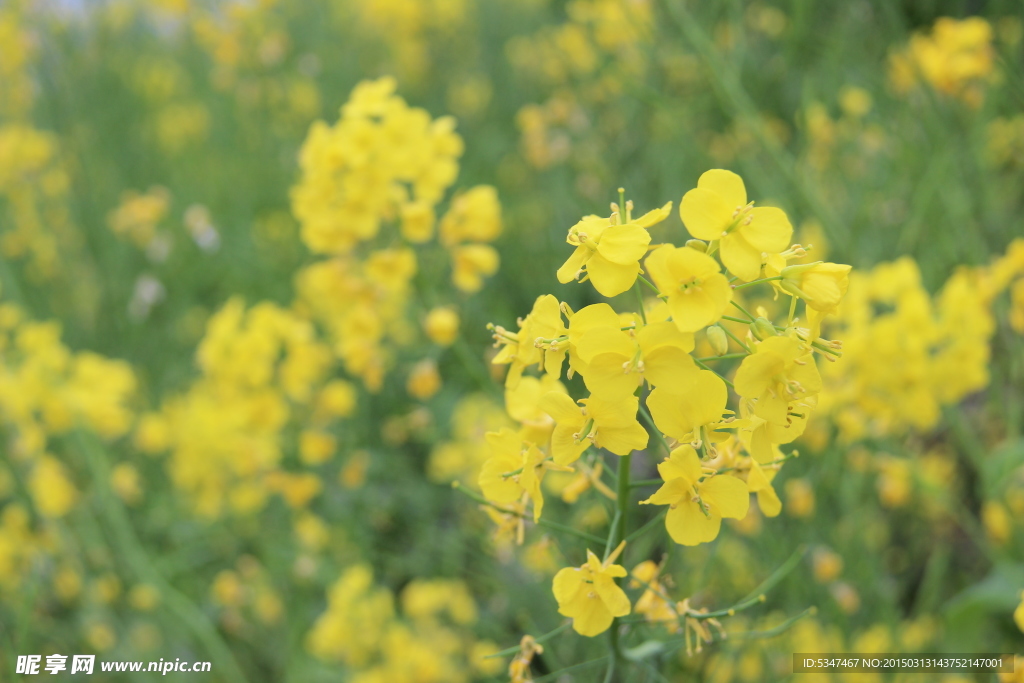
(716, 451), (798, 474)
(637, 275), (661, 296)
(484, 622), (571, 659)
(451, 482), (606, 545)
(721, 315), (751, 324)
(75, 432), (251, 683)
(719, 325), (752, 353)
(603, 511), (622, 561)
(629, 478), (664, 488)
(633, 280), (648, 324)
(729, 300), (757, 321)
(695, 352), (749, 362)
(614, 453), (632, 549)
(661, 0), (846, 248)
(731, 276), (784, 290)
(638, 404), (671, 455)
(600, 447), (634, 681)
(727, 606), (816, 639)
(625, 508), (668, 543)
(535, 655), (611, 683)
(694, 359), (735, 388)
(452, 334), (502, 399)
(736, 544), (808, 604)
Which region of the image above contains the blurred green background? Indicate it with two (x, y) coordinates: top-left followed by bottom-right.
(1, 0), (1023, 681)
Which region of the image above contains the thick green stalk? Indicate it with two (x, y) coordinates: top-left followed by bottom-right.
(604, 451), (633, 681)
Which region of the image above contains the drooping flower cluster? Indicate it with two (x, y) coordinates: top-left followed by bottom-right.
(477, 170), (851, 653)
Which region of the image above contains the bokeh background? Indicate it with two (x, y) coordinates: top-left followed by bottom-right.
(1, 0), (1023, 681)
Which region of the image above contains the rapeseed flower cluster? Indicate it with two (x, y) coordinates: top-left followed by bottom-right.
(817, 239), (1024, 439)
(0, 293), (136, 589)
(306, 564), (501, 682)
(478, 169), (851, 660)
(889, 17), (996, 107)
(290, 77), (500, 387)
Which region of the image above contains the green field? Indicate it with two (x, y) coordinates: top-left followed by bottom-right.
(1, 1), (1023, 681)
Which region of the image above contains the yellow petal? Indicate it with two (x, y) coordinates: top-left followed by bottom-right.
(585, 395), (640, 427)
(748, 461), (781, 517)
(641, 477), (690, 506)
(551, 424), (587, 466)
(594, 575), (631, 617)
(719, 233), (763, 282)
(757, 486), (782, 517)
(634, 201), (673, 228)
(697, 169), (747, 208)
(636, 321), (695, 355)
(582, 353), (643, 398)
(754, 392), (789, 426)
(553, 567), (584, 606)
(665, 500), (721, 546)
(701, 474), (749, 520)
(586, 254), (641, 297)
(659, 445), (703, 484)
(596, 223), (651, 265)
(643, 244), (675, 293)
(744, 206), (793, 253)
(557, 245), (590, 283)
(734, 352), (783, 398)
(570, 593), (615, 637)
(668, 285), (727, 333)
(539, 391), (580, 423)
(647, 371), (727, 440)
(680, 186), (733, 241)
(641, 345), (697, 389)
(577, 327), (635, 365)
(597, 421), (649, 456)
(568, 304), (622, 345)
(478, 453), (523, 503)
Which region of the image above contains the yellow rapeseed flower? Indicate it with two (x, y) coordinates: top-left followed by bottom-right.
(557, 202), (671, 297)
(647, 369), (730, 444)
(734, 335), (821, 427)
(575, 320), (695, 397)
(540, 391), (648, 464)
(478, 428), (559, 522)
(552, 546), (631, 636)
(644, 244), (732, 332)
(641, 445), (749, 546)
(679, 169), (793, 282)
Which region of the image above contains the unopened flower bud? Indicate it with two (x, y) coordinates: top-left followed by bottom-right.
(706, 325), (729, 356)
(684, 239), (708, 252)
(779, 261), (851, 313)
(751, 317), (776, 341)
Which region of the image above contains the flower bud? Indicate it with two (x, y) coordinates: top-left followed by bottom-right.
(780, 261), (852, 313)
(684, 239), (707, 252)
(706, 325), (729, 356)
(750, 317), (776, 341)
